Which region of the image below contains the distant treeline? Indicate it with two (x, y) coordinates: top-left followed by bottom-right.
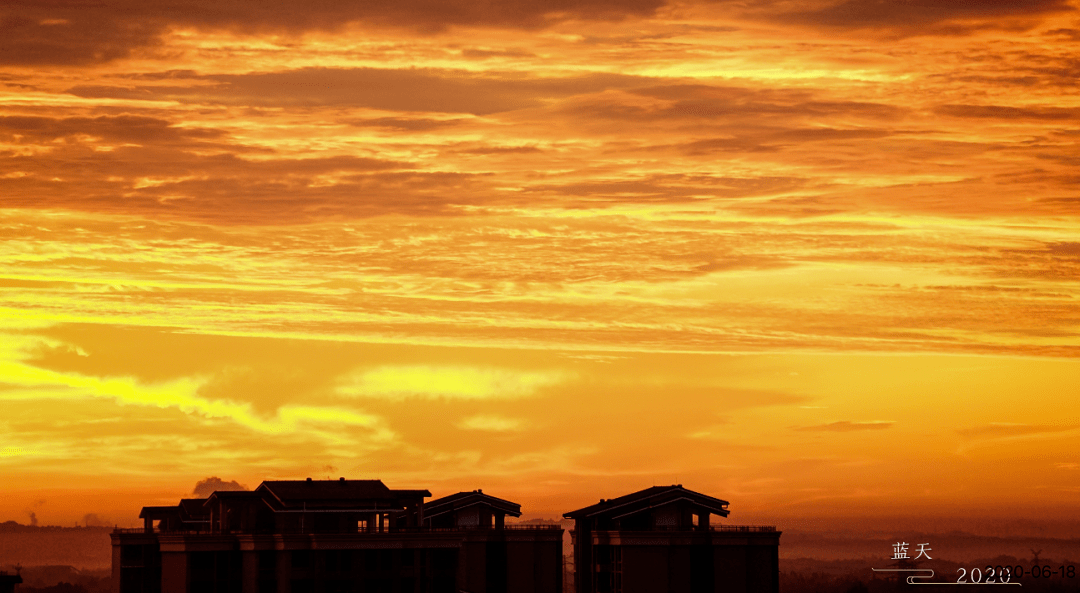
(0, 521), (113, 533)
(18, 582), (109, 593)
(0, 566), (110, 593)
(781, 572), (1078, 593)
(781, 556), (1080, 593)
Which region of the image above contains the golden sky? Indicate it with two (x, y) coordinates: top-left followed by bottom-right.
(1, 0), (1079, 530)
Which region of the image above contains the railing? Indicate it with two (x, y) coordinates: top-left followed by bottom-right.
(115, 524), (772, 535)
(115, 524), (563, 535)
(711, 525), (777, 532)
(591, 525), (777, 533)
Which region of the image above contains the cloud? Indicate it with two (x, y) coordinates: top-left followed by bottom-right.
(82, 513), (112, 527)
(0, 14), (162, 66)
(337, 366), (569, 400)
(1, 335), (396, 445)
(68, 68), (650, 115)
(461, 47), (538, 60)
(0, 115), (224, 144)
(794, 420), (895, 432)
(193, 476), (247, 497)
(779, 0), (1074, 36)
(1043, 242), (1080, 258)
(457, 415), (525, 432)
(956, 423), (1079, 438)
(1044, 27), (1080, 41)
(0, 0), (667, 66)
(523, 174), (811, 205)
(353, 117), (468, 132)
(0, 141), (454, 223)
(935, 104), (1080, 121)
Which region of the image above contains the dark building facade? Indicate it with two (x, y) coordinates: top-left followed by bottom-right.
(564, 485), (780, 593)
(112, 479), (562, 593)
(0, 571), (21, 593)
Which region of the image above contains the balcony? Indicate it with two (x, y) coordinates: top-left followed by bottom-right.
(114, 524), (562, 535)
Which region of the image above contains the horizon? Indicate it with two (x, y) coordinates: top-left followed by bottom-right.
(6, 475), (1080, 540)
(2, 0), (1079, 559)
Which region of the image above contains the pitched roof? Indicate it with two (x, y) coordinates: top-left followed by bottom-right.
(201, 491), (256, 503)
(139, 506), (180, 519)
(424, 490), (521, 519)
(178, 499), (209, 517)
(562, 485), (730, 520)
(256, 479), (431, 510)
(141, 500), (210, 522)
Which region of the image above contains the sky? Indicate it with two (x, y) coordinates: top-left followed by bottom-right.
(1, 0), (1079, 533)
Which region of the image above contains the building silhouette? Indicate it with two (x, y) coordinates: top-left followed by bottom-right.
(0, 570), (21, 593)
(111, 478), (562, 593)
(113, 481), (780, 593)
(564, 485), (780, 593)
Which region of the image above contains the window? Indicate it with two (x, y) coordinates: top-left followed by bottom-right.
(594, 545), (622, 593)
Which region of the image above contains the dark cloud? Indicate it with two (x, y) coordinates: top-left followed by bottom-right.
(956, 423), (1078, 438)
(82, 513), (111, 527)
(455, 145), (544, 155)
(460, 48), (538, 59)
(694, 256), (794, 272)
(1044, 242), (1080, 257)
(0, 115), (223, 143)
(1044, 27), (1080, 40)
(523, 174), (809, 204)
(679, 137), (782, 154)
(193, 476), (247, 497)
(936, 104), (1080, 121)
(0, 0), (665, 65)
(564, 84), (907, 125)
(1, 0), (1073, 68)
(0, 170), (480, 223)
(0, 14), (162, 65)
(68, 68), (650, 115)
(353, 117), (467, 131)
(781, 0), (1073, 35)
(794, 421), (894, 432)
(0, 126), (443, 221)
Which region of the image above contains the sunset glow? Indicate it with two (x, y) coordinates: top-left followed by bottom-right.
(1, 0), (1079, 532)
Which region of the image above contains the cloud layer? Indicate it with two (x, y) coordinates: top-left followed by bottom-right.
(2, 0), (1080, 526)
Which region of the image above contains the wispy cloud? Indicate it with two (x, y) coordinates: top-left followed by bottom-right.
(3, 0), (1080, 524)
(457, 415), (525, 432)
(337, 366), (569, 400)
(957, 423), (1079, 438)
(794, 421), (895, 432)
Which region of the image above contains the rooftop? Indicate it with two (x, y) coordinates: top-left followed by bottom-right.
(564, 484), (731, 520)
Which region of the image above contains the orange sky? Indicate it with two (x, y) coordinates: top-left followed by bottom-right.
(1, 0), (1079, 531)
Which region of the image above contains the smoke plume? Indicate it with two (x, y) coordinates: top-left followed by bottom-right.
(83, 513), (111, 527)
(193, 476), (247, 498)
